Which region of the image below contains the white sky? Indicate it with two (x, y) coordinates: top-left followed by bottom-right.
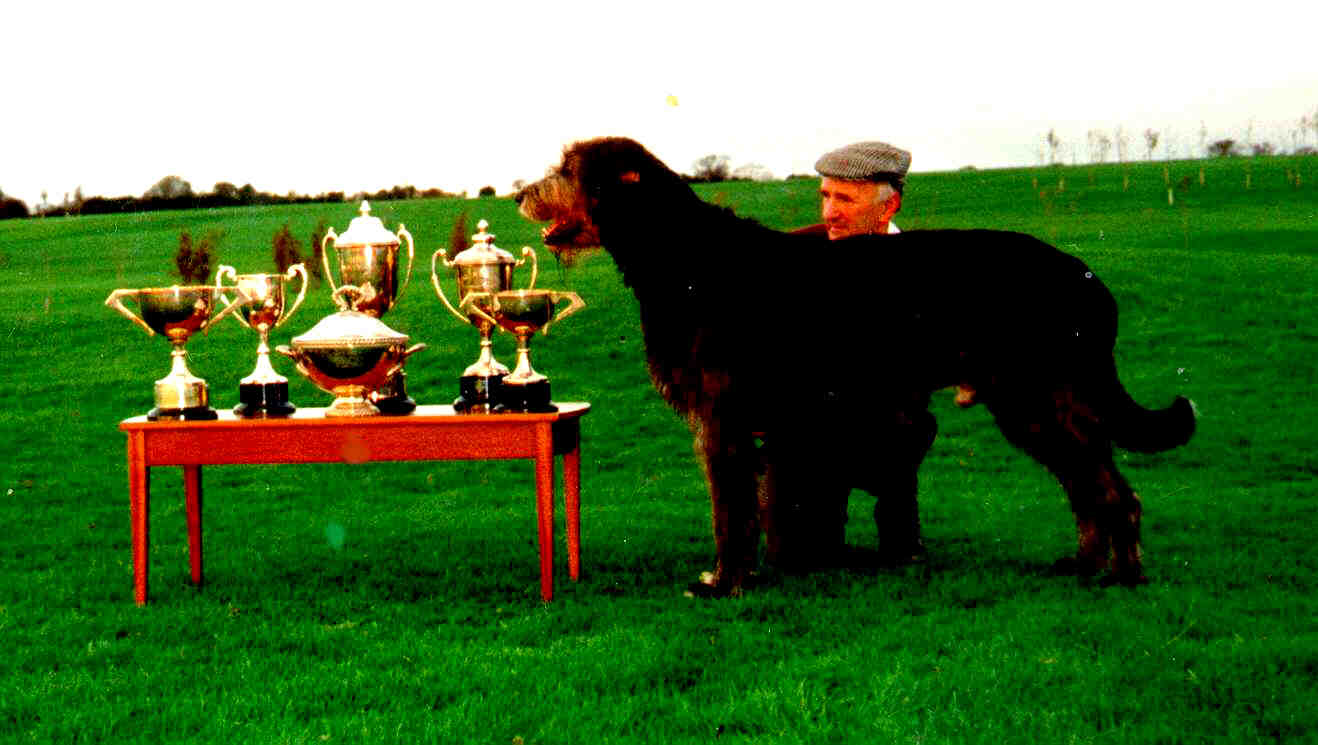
(4, 0), (1316, 208)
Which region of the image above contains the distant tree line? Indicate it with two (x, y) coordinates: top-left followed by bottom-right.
(1041, 108), (1318, 166)
(1, 175), (460, 221)
(684, 154), (775, 183)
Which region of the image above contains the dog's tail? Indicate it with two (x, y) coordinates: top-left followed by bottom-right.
(1103, 369), (1197, 453)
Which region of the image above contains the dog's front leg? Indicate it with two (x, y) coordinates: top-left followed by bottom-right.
(688, 415), (760, 597)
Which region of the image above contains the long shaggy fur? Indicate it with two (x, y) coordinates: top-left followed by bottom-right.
(518, 137), (1195, 595)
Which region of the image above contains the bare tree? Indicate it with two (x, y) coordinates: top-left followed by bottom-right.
(1088, 130), (1113, 163)
(1115, 126), (1129, 162)
(692, 154), (731, 182)
(1208, 139), (1238, 158)
(1144, 129), (1160, 161)
(1045, 129), (1062, 165)
(731, 163), (774, 181)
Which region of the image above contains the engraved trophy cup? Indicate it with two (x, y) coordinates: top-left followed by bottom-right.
(105, 285), (247, 420)
(431, 219), (537, 412)
(322, 200), (417, 414)
(215, 263), (309, 417)
(464, 289), (584, 413)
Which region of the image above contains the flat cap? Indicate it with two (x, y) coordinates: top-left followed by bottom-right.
(815, 141), (911, 191)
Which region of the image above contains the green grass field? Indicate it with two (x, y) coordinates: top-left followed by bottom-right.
(1, 154), (1315, 744)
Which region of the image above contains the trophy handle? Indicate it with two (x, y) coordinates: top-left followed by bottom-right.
(105, 289), (154, 336)
(459, 292), (498, 327)
(518, 246), (539, 290)
(278, 263), (309, 328)
(396, 224), (415, 304)
(332, 284), (372, 311)
(214, 265), (252, 330)
(321, 228), (339, 294)
(542, 291), (586, 335)
(274, 344), (305, 374)
(430, 249), (468, 324)
(385, 342), (428, 377)
(204, 287), (246, 334)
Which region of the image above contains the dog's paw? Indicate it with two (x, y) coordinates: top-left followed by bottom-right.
(683, 571), (743, 599)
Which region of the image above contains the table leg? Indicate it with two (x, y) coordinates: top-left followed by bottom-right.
(127, 431), (150, 606)
(564, 433), (582, 582)
(184, 465), (203, 586)
(534, 423), (555, 601)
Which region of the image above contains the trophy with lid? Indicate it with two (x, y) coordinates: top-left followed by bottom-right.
(215, 263), (309, 417)
(277, 286), (426, 417)
(322, 200), (417, 414)
(431, 219), (538, 412)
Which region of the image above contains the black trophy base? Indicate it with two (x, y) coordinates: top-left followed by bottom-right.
(372, 394), (418, 416)
(371, 370), (418, 416)
(233, 381), (296, 418)
(148, 405), (219, 422)
(495, 379), (556, 413)
(453, 374), (504, 414)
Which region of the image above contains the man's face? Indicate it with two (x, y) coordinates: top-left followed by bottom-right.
(819, 177), (898, 240)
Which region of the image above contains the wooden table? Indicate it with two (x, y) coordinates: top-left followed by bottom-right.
(118, 403), (589, 604)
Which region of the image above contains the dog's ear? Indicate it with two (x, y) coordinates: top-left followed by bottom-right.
(620, 170), (640, 184)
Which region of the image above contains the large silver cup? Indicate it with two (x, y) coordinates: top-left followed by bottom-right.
(321, 200), (414, 316)
(322, 200), (417, 413)
(105, 285), (246, 420)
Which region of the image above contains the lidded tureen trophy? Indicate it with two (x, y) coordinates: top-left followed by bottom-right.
(277, 286), (426, 417)
(431, 219), (537, 412)
(321, 200), (416, 414)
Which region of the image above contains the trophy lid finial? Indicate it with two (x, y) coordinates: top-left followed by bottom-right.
(454, 218), (514, 265)
(472, 219), (494, 247)
(335, 200), (397, 247)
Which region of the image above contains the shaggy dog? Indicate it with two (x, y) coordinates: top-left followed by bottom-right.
(517, 137), (1195, 596)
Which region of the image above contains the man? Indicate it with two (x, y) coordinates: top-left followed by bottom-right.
(771, 141), (928, 570)
(794, 140), (908, 239)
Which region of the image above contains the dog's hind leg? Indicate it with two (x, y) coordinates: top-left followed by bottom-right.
(758, 449), (849, 572)
(986, 388), (1146, 585)
(688, 415), (761, 597)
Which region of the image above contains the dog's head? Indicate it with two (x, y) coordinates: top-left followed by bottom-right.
(517, 137), (687, 262)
